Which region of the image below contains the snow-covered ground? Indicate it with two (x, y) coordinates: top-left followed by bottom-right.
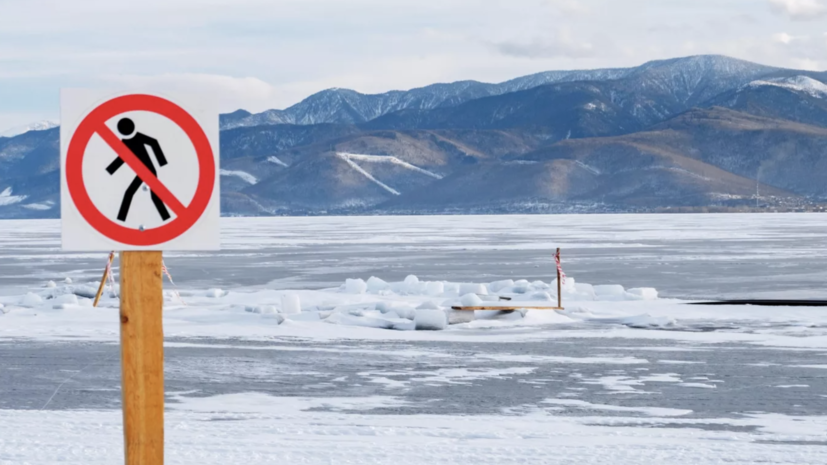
(4, 400), (827, 464)
(2, 214), (827, 464)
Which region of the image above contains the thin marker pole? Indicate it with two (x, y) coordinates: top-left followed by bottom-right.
(92, 252), (115, 307)
(556, 248), (562, 309)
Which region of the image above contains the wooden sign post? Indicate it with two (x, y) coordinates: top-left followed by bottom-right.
(61, 90), (220, 464)
(119, 251), (165, 465)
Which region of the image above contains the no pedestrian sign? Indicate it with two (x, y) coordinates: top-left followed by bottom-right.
(61, 90), (220, 250)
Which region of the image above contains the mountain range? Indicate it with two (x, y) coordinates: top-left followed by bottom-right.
(2, 54), (827, 219)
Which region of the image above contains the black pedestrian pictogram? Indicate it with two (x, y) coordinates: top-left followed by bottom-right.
(106, 118), (171, 222)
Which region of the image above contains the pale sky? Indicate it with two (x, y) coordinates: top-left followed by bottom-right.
(1, 0), (826, 131)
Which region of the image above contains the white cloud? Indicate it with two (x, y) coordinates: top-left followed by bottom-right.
(771, 32), (794, 44)
(268, 54), (472, 102)
(101, 74), (282, 113)
(790, 57), (824, 70)
(768, 0), (827, 20)
(98, 54), (475, 113)
(4, 0), (827, 129)
(493, 29), (596, 59)
(545, 0), (591, 15)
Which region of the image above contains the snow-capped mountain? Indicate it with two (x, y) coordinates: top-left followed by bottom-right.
(0, 126), (60, 217)
(0, 120), (59, 138)
(218, 60), (655, 130)
(3, 55), (827, 219)
(705, 75), (827, 128)
(746, 76), (827, 99)
(221, 55), (788, 131)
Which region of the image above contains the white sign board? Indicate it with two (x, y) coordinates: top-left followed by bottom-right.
(61, 90), (220, 251)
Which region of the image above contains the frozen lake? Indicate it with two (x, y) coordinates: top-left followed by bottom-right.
(2, 213), (827, 299)
(3, 213), (827, 464)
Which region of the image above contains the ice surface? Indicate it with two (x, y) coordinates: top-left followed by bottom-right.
(5, 215), (827, 464)
(54, 294), (79, 306)
(285, 311), (320, 322)
(8, 213), (827, 300)
(543, 398), (692, 417)
(628, 288), (659, 300)
(205, 288), (226, 298)
(424, 281), (444, 296)
(281, 294), (301, 314)
(345, 278), (367, 294)
(6, 271), (827, 345)
(391, 305), (416, 320)
(459, 283), (488, 296)
(446, 308), (475, 324)
(414, 309), (447, 330)
(621, 314), (678, 329)
(574, 283), (595, 297)
(416, 300), (440, 310)
(403, 274), (420, 292)
(326, 311), (395, 329)
(528, 291), (553, 301)
(262, 313), (285, 324)
(594, 284), (625, 296)
(460, 293), (483, 306)
(70, 284), (98, 299)
(366, 276), (389, 292)
(489, 279), (515, 293)
(245, 305), (277, 314)
(20, 292), (42, 307)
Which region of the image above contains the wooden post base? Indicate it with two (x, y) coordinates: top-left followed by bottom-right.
(119, 251), (165, 465)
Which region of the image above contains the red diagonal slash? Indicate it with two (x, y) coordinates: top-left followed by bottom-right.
(96, 123), (187, 216)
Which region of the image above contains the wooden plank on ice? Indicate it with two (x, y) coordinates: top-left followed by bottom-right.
(451, 305), (564, 311)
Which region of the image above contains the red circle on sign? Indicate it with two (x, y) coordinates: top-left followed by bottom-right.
(66, 94), (216, 246)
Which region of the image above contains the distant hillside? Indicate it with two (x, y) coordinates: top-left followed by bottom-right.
(0, 127), (60, 217)
(2, 55), (826, 219)
(704, 76), (827, 128)
(377, 108), (816, 213)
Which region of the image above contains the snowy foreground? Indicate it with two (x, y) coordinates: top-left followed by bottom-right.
(5, 397), (827, 464)
(3, 271), (827, 464)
